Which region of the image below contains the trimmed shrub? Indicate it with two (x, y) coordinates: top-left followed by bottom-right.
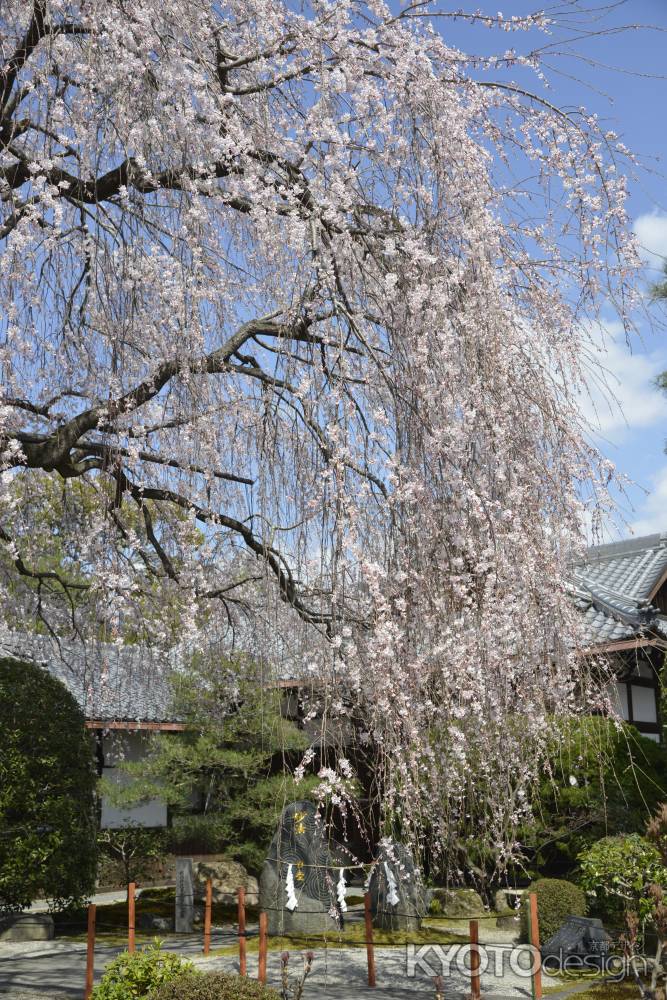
(520, 878), (586, 943)
(0, 657), (97, 912)
(149, 972), (280, 1000)
(92, 942), (194, 999)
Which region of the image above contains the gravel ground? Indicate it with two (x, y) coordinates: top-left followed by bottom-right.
(0, 993), (72, 999)
(0, 934), (595, 999)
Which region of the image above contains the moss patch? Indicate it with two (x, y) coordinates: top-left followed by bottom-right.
(556, 983), (642, 999)
(56, 886), (260, 940)
(211, 921), (464, 956)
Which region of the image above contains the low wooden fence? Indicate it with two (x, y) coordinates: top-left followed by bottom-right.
(80, 885), (543, 999)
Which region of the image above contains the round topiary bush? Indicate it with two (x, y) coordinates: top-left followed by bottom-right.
(93, 942), (195, 999)
(520, 877), (586, 943)
(149, 972), (280, 1000)
(0, 656), (97, 912)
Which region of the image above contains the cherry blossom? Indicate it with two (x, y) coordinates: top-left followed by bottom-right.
(0, 1), (640, 868)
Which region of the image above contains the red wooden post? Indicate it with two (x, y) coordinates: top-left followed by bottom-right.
(258, 911), (268, 984)
(529, 892), (543, 999)
(238, 886), (247, 977)
(469, 919), (481, 1000)
(128, 882), (136, 953)
(84, 903), (96, 1000)
(203, 877), (213, 955)
(364, 892), (377, 988)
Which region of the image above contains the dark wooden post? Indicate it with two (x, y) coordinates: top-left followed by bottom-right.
(469, 919), (481, 999)
(203, 877), (212, 955)
(128, 882), (136, 953)
(364, 892), (376, 988)
(258, 910), (268, 984)
(84, 903), (96, 1000)
(528, 892), (542, 999)
(238, 886), (247, 977)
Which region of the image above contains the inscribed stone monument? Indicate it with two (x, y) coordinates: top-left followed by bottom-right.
(259, 801), (354, 935)
(368, 841), (425, 931)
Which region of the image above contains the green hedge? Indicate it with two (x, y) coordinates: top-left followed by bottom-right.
(521, 877), (586, 943)
(149, 972), (280, 1000)
(0, 657), (97, 912)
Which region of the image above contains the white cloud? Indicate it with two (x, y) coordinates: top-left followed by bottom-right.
(578, 325), (667, 439)
(634, 211), (667, 262)
(630, 465), (667, 536)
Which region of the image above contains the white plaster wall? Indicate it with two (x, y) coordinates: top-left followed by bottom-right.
(99, 730), (168, 829)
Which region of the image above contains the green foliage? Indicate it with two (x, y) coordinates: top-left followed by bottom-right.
(0, 657), (97, 913)
(518, 718), (667, 879)
(578, 834), (667, 925)
(170, 774), (319, 875)
(520, 878), (586, 943)
(97, 826), (170, 889)
(149, 972), (281, 1000)
(105, 655), (316, 875)
(92, 941), (194, 999)
(650, 261), (667, 303)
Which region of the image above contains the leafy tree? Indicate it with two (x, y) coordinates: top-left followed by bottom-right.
(0, 657), (97, 912)
(578, 833), (667, 926)
(97, 825), (170, 893)
(518, 719), (667, 880)
(651, 261), (667, 305)
(102, 656), (315, 874)
(579, 816), (667, 1000)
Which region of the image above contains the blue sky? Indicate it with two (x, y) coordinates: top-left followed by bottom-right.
(558, 0), (667, 540)
(443, 2), (667, 539)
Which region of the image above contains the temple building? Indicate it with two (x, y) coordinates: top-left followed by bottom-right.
(0, 630), (184, 827)
(573, 532), (667, 742)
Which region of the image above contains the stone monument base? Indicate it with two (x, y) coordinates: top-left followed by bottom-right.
(373, 908), (421, 933)
(266, 901), (336, 937)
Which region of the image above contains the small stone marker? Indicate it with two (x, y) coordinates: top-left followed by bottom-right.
(175, 856), (194, 933)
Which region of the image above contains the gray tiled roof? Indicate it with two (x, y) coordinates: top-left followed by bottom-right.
(0, 629), (180, 723)
(5, 534), (666, 703)
(573, 533), (667, 648)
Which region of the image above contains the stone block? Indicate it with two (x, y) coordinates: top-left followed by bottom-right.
(432, 888), (485, 918)
(493, 888), (516, 915)
(175, 857), (194, 933)
(136, 912), (174, 932)
(541, 914), (612, 970)
(0, 913), (54, 941)
(191, 856), (258, 906)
